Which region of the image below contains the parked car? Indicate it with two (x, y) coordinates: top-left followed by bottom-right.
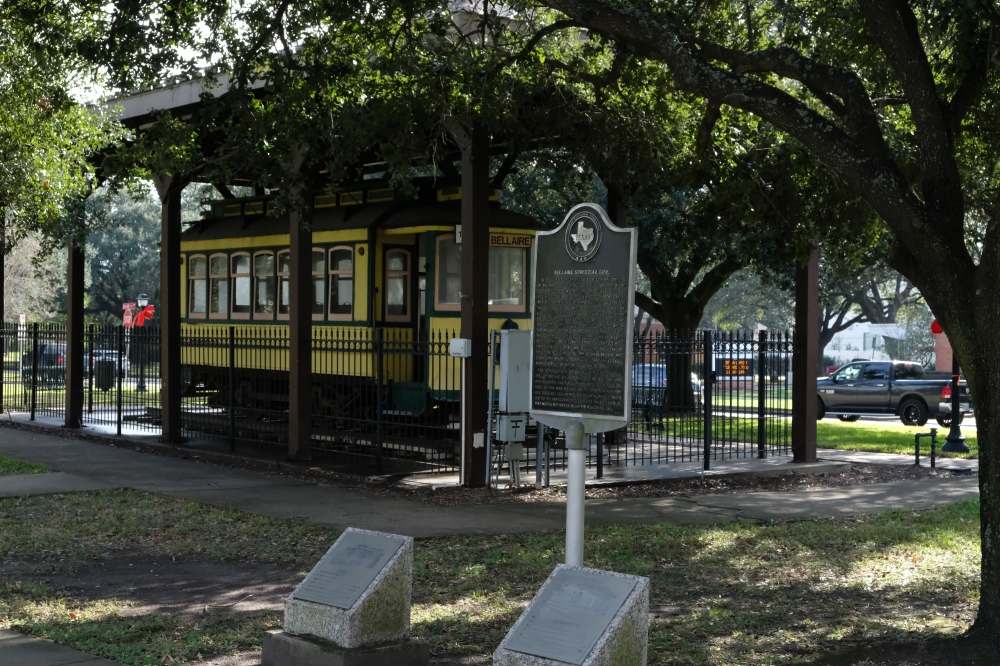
(816, 360), (972, 427)
(632, 364), (703, 422)
(83, 350), (130, 379)
(20, 343), (66, 387)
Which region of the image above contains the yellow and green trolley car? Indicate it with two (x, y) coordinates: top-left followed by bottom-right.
(177, 179), (541, 454)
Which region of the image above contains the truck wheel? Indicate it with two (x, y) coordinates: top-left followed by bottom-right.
(838, 415), (861, 422)
(899, 399), (928, 426)
(817, 397), (826, 420)
(936, 413), (964, 428)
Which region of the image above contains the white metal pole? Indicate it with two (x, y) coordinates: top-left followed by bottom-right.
(459, 357), (466, 485)
(565, 421), (586, 567)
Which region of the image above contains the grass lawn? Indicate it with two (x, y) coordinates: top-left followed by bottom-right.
(0, 489), (982, 665)
(818, 420), (978, 459)
(0, 455), (47, 476)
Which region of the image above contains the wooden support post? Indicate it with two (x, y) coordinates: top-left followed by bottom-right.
(0, 220), (5, 329)
(288, 202), (313, 461)
(792, 246), (819, 463)
(154, 174), (186, 444)
(461, 127), (490, 487)
(1, 223), (6, 417)
(606, 189), (629, 228)
(65, 241), (85, 428)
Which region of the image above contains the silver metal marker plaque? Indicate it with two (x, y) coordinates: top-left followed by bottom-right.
(505, 568), (638, 664)
(292, 531), (405, 609)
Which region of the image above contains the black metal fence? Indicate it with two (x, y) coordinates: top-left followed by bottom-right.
(490, 329), (795, 481)
(82, 324), (162, 435)
(1, 323), (68, 420)
(624, 329), (794, 467)
(175, 326), (461, 472)
(3, 323), (795, 478)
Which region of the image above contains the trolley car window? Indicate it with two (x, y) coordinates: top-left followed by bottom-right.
(329, 247), (352, 319)
(277, 250), (290, 317)
(254, 252), (276, 318)
(209, 254), (228, 317)
(312, 249), (326, 317)
(488, 247), (524, 310)
(188, 256), (207, 316)
(386, 249), (410, 321)
(232, 254), (251, 317)
(435, 235), (461, 310)
(435, 235), (527, 312)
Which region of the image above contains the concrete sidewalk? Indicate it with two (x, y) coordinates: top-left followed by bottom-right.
(820, 448), (979, 472)
(0, 629), (119, 666)
(0, 425), (981, 536)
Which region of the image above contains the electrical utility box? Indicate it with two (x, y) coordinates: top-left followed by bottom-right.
(498, 414), (527, 442)
(499, 329), (531, 413)
(449, 337), (472, 358)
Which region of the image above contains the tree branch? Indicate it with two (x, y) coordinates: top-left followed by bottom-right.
(695, 100), (721, 156)
(490, 149), (520, 188)
(541, 0), (975, 324)
(857, 0), (964, 224)
(946, 30), (997, 137)
(488, 19), (580, 77)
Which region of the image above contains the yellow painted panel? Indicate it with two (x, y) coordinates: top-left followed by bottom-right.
(182, 235), (290, 252)
(426, 316), (531, 391)
(383, 226), (452, 235)
(383, 233), (415, 245)
(427, 316), (532, 335)
(178, 323), (378, 377)
(353, 244), (369, 321)
(492, 228), (537, 235)
(313, 229), (368, 243)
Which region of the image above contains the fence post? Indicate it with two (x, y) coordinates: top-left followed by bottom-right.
(116, 326), (124, 436)
(0, 324), (5, 417)
(596, 432), (604, 479)
(30, 323), (39, 421)
(375, 327), (384, 474)
(87, 325), (94, 414)
(229, 326), (236, 452)
(703, 329), (713, 471)
(757, 330), (767, 459)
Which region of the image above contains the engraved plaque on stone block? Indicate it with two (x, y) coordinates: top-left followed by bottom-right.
(505, 568), (638, 664)
(292, 530), (406, 609)
(529, 203), (637, 433)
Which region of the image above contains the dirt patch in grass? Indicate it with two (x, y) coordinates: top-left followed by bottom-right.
(810, 633), (995, 665)
(2, 556), (298, 618)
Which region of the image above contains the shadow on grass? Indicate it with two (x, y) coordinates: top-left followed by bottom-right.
(413, 500), (982, 664)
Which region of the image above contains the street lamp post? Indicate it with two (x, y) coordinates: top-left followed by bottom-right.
(135, 294), (148, 393)
(941, 354), (970, 453)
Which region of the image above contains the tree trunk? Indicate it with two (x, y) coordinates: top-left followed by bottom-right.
(961, 335), (1000, 640)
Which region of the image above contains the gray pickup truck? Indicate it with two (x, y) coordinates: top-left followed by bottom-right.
(817, 360), (972, 427)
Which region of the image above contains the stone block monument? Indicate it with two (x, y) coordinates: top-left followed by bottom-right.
(262, 527), (428, 666)
(493, 564), (649, 666)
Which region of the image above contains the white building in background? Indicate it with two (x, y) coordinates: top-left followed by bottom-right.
(824, 322), (935, 367)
